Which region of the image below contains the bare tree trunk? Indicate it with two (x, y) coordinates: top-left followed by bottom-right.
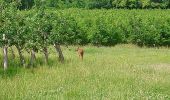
(29, 49), (36, 67)
(16, 46), (25, 67)
(43, 47), (48, 64)
(10, 47), (15, 59)
(3, 46), (8, 71)
(3, 34), (8, 71)
(54, 43), (64, 63)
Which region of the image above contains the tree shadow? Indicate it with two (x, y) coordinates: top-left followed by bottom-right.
(0, 57), (23, 79)
(0, 55), (70, 79)
(0, 67), (22, 79)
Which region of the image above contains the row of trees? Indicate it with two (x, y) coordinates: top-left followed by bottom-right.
(0, 1), (70, 70)
(15, 0), (170, 9)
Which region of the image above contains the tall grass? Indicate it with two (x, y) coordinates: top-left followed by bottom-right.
(0, 44), (170, 99)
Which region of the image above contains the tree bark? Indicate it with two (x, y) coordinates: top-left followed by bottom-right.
(3, 46), (8, 71)
(3, 34), (8, 71)
(29, 49), (36, 67)
(10, 47), (15, 59)
(43, 47), (48, 64)
(54, 43), (64, 63)
(16, 46), (25, 67)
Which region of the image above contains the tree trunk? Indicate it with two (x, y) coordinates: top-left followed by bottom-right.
(29, 49), (36, 67)
(10, 47), (15, 59)
(43, 47), (48, 64)
(3, 46), (8, 71)
(54, 43), (64, 63)
(3, 34), (8, 71)
(16, 46), (25, 67)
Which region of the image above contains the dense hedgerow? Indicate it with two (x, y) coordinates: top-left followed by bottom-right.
(2, 8), (170, 47)
(1, 7), (170, 48)
(10, 0), (170, 10)
(49, 9), (170, 47)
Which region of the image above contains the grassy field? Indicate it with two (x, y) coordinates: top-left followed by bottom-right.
(0, 44), (170, 100)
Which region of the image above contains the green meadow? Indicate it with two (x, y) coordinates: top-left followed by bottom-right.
(0, 45), (170, 100)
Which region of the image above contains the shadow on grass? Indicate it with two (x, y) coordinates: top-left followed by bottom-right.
(0, 57), (25, 79)
(34, 57), (60, 67)
(0, 56), (71, 79)
(0, 67), (22, 79)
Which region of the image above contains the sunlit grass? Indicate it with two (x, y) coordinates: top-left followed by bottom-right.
(0, 44), (170, 100)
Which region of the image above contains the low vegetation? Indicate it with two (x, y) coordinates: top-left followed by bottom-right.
(0, 45), (170, 99)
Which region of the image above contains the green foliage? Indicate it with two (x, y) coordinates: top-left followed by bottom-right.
(1, 0), (170, 49)
(50, 12), (88, 45)
(160, 19), (170, 46)
(1, 4), (170, 48)
(25, 6), (52, 51)
(57, 9), (170, 47)
(20, 0), (170, 9)
(0, 1), (19, 47)
(19, 0), (34, 10)
(2, 0), (170, 9)
(87, 15), (123, 46)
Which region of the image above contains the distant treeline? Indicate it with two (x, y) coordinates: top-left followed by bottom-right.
(3, 0), (170, 9)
